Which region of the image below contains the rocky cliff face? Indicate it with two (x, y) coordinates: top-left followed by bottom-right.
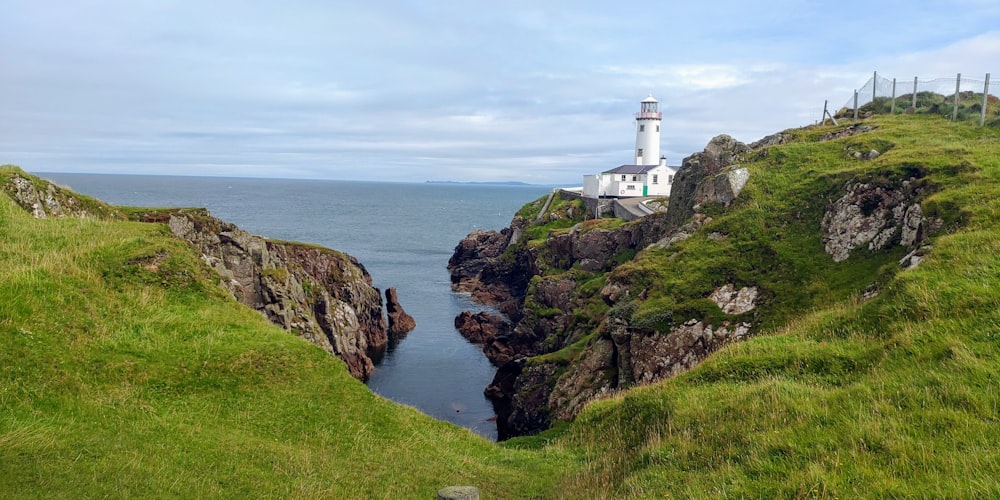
(156, 210), (394, 380)
(451, 135), (769, 439)
(2, 169), (411, 382)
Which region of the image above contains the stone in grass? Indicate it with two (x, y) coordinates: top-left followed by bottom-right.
(437, 485), (480, 500)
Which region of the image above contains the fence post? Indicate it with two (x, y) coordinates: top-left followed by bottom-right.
(853, 90), (859, 120)
(982, 73), (991, 127)
(891, 78), (897, 114)
(953, 72), (961, 121)
(912, 76), (918, 110)
(873, 71), (878, 105)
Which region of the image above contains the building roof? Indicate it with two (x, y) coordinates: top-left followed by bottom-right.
(604, 164), (667, 174)
(641, 94), (658, 103)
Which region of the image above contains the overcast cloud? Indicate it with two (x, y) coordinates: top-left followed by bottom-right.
(2, 1), (999, 184)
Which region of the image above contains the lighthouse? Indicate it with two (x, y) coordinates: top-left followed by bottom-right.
(634, 94), (662, 165)
(581, 94), (676, 200)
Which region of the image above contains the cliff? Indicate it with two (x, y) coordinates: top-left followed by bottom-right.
(1, 168), (411, 381)
(452, 126), (952, 439)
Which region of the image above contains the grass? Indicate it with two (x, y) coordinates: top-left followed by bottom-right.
(4, 110), (1000, 497)
(519, 192), (588, 242)
(0, 167), (577, 498)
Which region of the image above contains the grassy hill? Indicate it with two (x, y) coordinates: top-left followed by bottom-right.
(510, 113), (1000, 497)
(0, 166), (572, 498)
(3, 111), (1000, 498)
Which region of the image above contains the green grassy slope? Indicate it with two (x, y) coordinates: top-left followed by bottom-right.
(538, 114), (1000, 497)
(0, 167), (574, 498)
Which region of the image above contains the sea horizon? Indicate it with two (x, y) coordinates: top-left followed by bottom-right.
(33, 169), (562, 188)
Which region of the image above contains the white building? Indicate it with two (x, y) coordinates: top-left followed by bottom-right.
(583, 95), (677, 198)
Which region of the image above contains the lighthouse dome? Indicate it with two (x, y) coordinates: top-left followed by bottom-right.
(641, 95), (658, 103)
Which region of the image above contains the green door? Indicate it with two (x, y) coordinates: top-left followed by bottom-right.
(643, 185), (648, 196)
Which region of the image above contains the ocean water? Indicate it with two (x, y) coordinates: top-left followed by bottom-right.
(39, 173), (550, 440)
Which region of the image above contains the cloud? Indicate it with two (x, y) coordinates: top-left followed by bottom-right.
(2, 3), (1000, 184)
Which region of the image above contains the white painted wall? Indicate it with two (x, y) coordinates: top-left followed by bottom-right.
(583, 173), (615, 198)
(643, 165), (676, 196)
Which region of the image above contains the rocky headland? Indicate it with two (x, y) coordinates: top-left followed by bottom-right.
(3, 169), (414, 381)
(450, 129), (946, 439)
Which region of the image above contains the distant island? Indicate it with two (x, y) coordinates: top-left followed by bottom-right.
(425, 180), (537, 186)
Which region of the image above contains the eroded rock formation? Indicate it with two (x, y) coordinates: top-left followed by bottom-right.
(385, 287), (416, 336)
(160, 211), (391, 380)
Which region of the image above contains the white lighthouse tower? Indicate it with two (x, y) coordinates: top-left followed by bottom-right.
(581, 94), (675, 200)
(634, 94), (662, 165)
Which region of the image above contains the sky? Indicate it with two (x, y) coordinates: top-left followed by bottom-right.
(3, 1), (1000, 185)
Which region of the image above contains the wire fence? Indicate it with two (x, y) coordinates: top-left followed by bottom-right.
(824, 71), (999, 126)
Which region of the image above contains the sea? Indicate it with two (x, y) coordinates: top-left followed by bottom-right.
(38, 173), (551, 441)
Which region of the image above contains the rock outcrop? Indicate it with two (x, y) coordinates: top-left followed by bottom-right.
(455, 311), (513, 364)
(3, 170), (124, 220)
(157, 210), (391, 380)
(448, 225), (539, 321)
(385, 287), (416, 336)
(821, 178), (941, 263)
(544, 214), (670, 272)
(663, 134), (751, 232)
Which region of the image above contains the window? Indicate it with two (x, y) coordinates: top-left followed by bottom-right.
(652, 174), (658, 184)
(639, 125), (645, 132)
(622, 175), (627, 181)
(656, 125), (660, 132)
(668, 175), (674, 183)
(637, 148), (643, 158)
(626, 185), (636, 190)
(632, 175), (638, 181)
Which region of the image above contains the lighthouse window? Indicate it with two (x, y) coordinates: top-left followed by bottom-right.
(637, 148), (643, 158)
(656, 125), (660, 132)
(639, 125), (645, 132)
(652, 174), (658, 184)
